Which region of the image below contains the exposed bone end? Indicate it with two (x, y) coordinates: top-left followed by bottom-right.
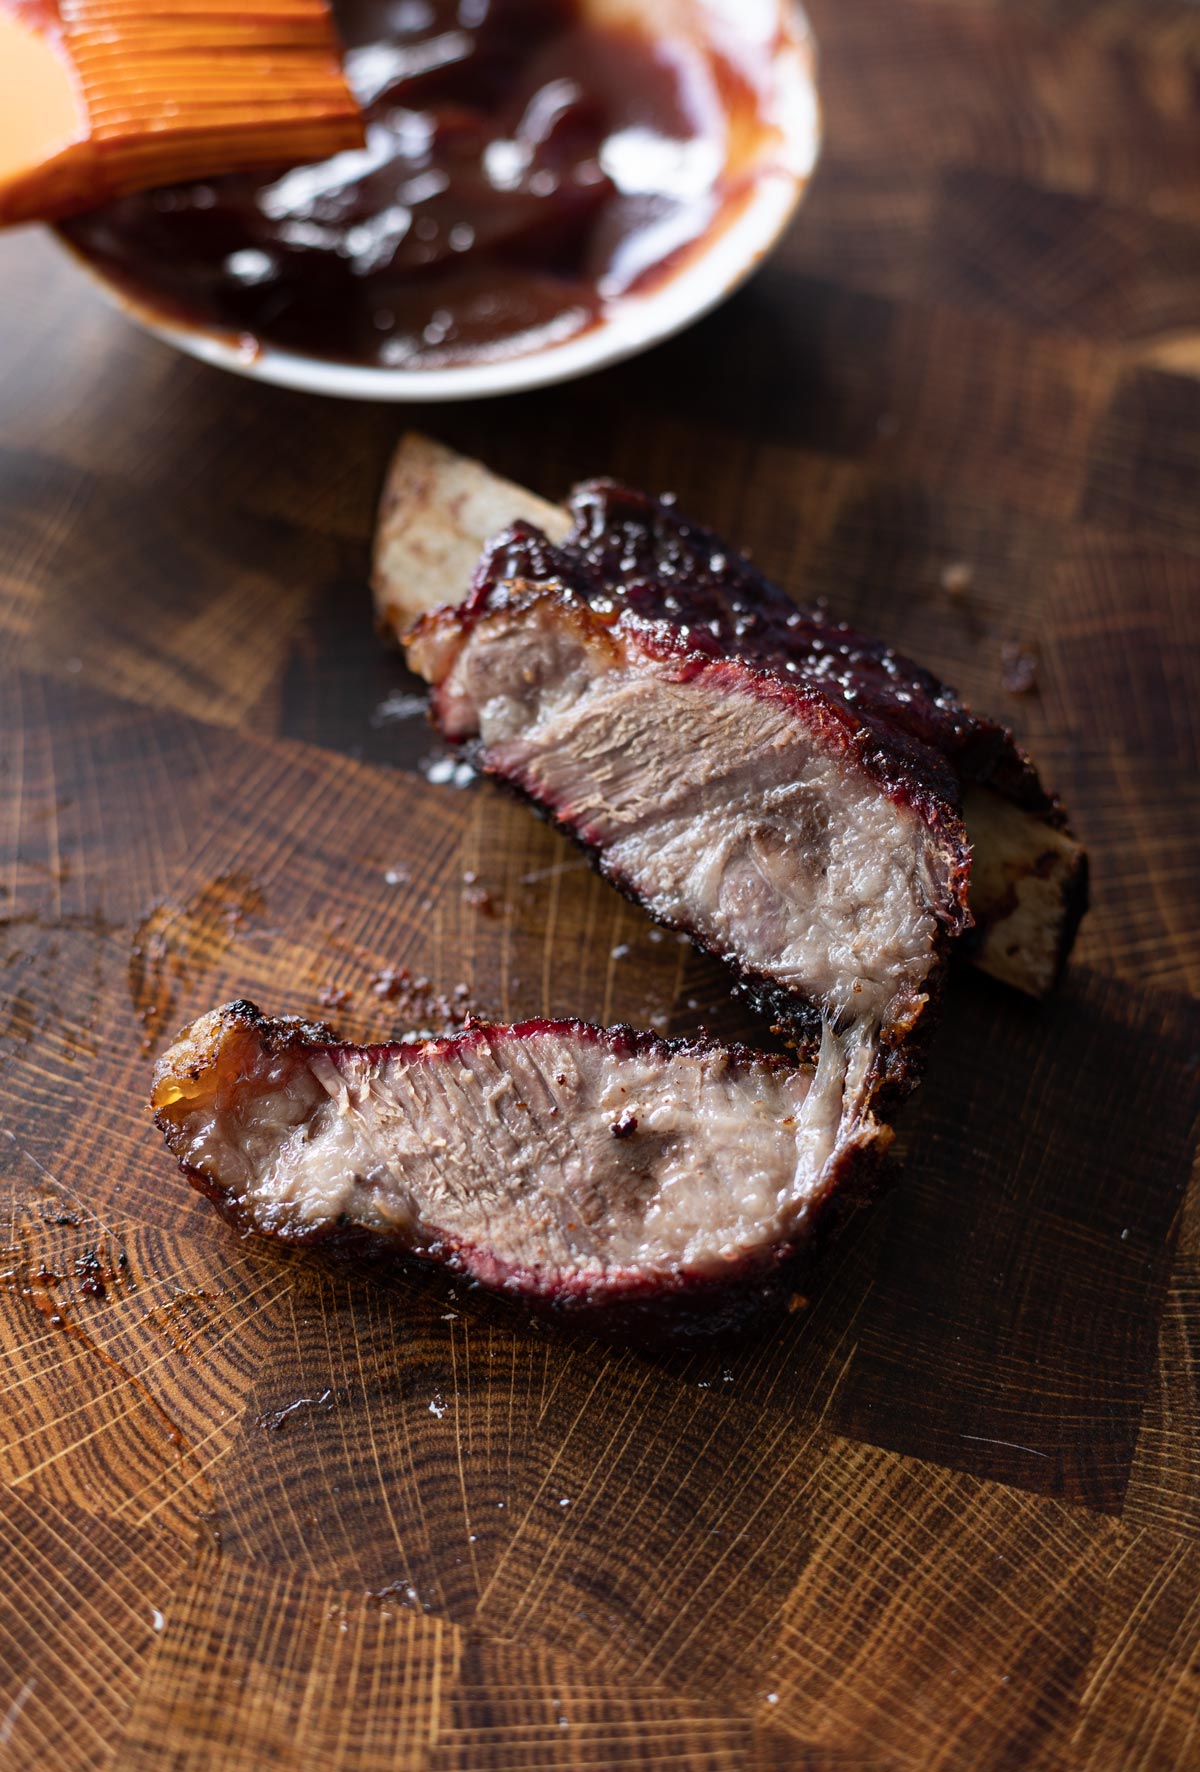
(153, 1001), (333, 1117)
(153, 1003), (337, 1207)
(372, 432), (568, 641)
(962, 788), (1089, 998)
(152, 1003), (258, 1116)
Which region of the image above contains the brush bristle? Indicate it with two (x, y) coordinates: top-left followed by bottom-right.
(1, 0), (363, 224)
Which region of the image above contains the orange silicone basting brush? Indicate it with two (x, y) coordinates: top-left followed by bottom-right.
(0, 0), (364, 226)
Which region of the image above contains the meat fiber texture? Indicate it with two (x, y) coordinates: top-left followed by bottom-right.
(153, 1003), (889, 1336)
(409, 543), (979, 1096)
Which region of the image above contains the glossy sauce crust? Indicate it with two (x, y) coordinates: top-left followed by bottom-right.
(473, 481), (1061, 817)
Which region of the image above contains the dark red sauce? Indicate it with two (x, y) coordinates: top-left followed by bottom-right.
(64, 0), (737, 369)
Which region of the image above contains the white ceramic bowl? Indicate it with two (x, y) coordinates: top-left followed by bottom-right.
(62, 1), (819, 403)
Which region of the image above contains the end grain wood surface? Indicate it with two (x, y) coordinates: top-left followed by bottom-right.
(2, 2), (1200, 1767)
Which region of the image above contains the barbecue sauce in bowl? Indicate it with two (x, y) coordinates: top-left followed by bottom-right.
(63, 0), (767, 371)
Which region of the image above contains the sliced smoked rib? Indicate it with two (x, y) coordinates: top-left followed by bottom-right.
(408, 583), (970, 1080)
(152, 1002), (887, 1332)
(476, 481), (1090, 994)
(372, 433), (1087, 997)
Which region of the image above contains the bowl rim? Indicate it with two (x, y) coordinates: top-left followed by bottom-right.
(57, 3), (820, 404)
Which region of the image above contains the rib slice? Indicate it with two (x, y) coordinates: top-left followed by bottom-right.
(373, 434), (1087, 998)
(408, 578), (969, 1083)
(152, 1002), (887, 1330)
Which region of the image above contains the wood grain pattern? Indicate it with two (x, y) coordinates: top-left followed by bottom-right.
(1, 1), (1199, 1765)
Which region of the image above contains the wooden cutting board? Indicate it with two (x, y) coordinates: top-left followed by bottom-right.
(2, 3), (1199, 1767)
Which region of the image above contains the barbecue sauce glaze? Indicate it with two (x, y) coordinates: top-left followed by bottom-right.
(64, 0), (740, 368)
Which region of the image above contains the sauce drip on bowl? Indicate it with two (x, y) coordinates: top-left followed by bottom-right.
(64, 0), (739, 370)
